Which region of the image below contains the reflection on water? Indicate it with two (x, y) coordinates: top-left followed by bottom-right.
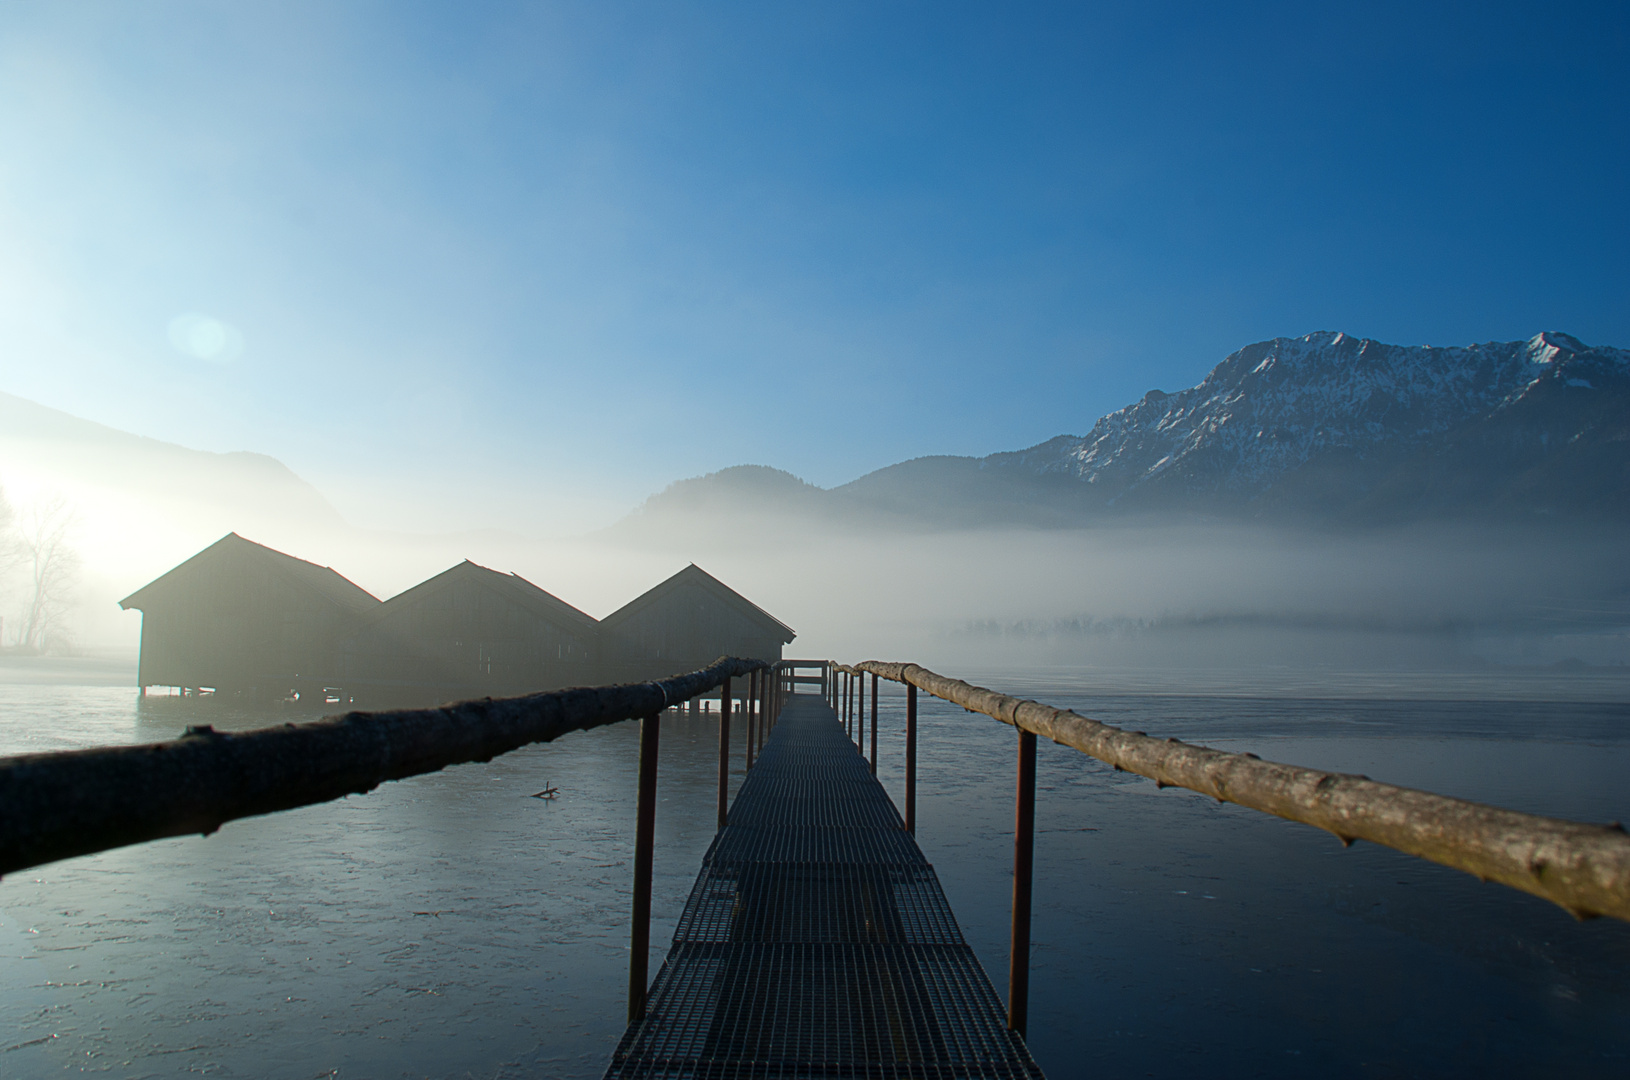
(1, 674), (1628, 1078)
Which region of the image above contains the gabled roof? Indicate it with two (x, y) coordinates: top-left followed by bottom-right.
(119, 533), (379, 614)
(600, 563), (795, 643)
(371, 559), (598, 634)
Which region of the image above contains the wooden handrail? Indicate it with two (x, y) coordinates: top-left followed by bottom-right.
(0, 657), (770, 877)
(847, 661), (1630, 924)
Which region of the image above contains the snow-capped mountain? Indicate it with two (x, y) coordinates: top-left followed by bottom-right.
(976, 331), (1630, 519)
(627, 331), (1630, 531)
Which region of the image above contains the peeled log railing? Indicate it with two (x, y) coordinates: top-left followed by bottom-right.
(842, 660), (1630, 924)
(0, 657), (771, 879)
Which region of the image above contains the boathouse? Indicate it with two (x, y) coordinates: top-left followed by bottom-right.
(341, 560), (599, 705)
(119, 533), (380, 700)
(123, 542), (796, 703)
(599, 563), (794, 682)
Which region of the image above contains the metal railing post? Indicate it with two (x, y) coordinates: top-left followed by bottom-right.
(717, 676), (732, 830)
(1009, 728), (1037, 1036)
(848, 671), (855, 740)
(628, 711), (662, 1025)
(905, 683), (917, 835)
(857, 667), (865, 751)
(869, 671), (878, 775)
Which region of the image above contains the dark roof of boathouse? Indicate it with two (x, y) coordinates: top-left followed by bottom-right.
(119, 533), (380, 614)
(600, 563), (795, 642)
(365, 559), (599, 635)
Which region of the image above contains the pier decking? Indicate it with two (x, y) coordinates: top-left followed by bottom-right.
(604, 692), (1044, 1079)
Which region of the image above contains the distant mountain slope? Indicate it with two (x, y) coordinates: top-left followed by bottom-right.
(0, 390), (345, 529)
(625, 331), (1630, 531)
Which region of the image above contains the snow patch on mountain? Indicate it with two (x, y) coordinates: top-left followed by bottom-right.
(1011, 331), (1629, 506)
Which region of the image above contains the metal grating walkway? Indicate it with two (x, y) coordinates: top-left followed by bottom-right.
(604, 694), (1046, 1080)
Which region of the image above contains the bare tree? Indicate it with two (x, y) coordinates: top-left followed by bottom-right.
(14, 493), (80, 653)
(0, 485), (13, 558)
(0, 485), (18, 646)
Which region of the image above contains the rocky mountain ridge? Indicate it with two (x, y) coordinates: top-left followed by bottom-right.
(629, 331), (1630, 530)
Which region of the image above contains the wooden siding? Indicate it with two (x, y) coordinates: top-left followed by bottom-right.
(342, 563), (597, 705)
(604, 578), (787, 682)
(126, 538), (376, 696)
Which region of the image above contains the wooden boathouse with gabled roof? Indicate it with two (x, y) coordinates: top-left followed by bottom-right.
(599, 563), (794, 683)
(121, 540), (798, 705)
(119, 532), (380, 700)
(341, 559), (600, 706)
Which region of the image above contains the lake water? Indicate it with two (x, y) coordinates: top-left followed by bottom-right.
(2, 662), (1628, 1078)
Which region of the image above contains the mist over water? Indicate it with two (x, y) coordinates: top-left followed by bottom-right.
(6, 386), (1628, 684)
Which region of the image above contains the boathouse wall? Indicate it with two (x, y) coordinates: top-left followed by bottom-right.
(599, 563), (794, 683)
(341, 560), (599, 706)
(118, 533), (380, 699)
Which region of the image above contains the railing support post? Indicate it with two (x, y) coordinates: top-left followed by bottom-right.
(843, 670), (850, 734)
(869, 671), (878, 775)
(905, 683), (917, 835)
(857, 667), (865, 752)
(717, 676), (732, 830)
(628, 711), (662, 1025)
(1009, 728), (1037, 1036)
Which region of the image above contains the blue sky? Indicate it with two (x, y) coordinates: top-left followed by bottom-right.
(1, 1), (1625, 530)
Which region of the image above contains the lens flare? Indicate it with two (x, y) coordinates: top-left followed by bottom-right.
(167, 313), (244, 362)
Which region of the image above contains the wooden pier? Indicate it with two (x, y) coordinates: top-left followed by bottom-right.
(604, 689), (1044, 1079)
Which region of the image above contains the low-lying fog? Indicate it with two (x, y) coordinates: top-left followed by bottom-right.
(5, 431), (1626, 685)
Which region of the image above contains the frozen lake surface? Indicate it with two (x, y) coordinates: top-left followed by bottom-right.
(2, 664), (1627, 1078)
